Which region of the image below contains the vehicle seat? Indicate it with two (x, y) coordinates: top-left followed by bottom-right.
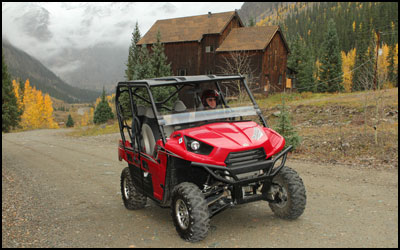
(173, 100), (187, 113)
(141, 107), (161, 156)
(136, 105), (146, 125)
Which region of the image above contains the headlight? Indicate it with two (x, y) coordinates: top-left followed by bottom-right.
(190, 141), (200, 151)
(184, 136), (214, 155)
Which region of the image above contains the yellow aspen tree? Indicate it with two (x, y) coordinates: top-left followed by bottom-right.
(314, 59), (321, 82)
(43, 94), (59, 128)
(341, 48), (356, 92)
(89, 107), (94, 125)
(35, 89), (45, 128)
(80, 111), (89, 127)
(12, 79), (23, 108)
(21, 79), (36, 129)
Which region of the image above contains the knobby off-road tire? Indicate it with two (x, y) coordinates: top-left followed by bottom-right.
(171, 182), (210, 242)
(121, 167), (147, 210)
(268, 166), (306, 220)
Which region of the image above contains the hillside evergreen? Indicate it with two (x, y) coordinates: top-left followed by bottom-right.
(125, 21), (142, 81)
(287, 36), (316, 92)
(273, 97), (301, 151)
(66, 114), (74, 127)
(93, 87), (114, 124)
(122, 25), (175, 118)
(318, 19), (344, 93)
(256, 2), (398, 92)
(2, 53), (22, 132)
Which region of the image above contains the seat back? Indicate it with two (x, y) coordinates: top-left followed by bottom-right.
(173, 100), (187, 113)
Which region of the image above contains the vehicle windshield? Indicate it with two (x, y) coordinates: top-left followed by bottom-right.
(152, 79), (261, 126)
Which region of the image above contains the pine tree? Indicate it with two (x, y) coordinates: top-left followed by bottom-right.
(2, 53), (22, 132)
(288, 36), (316, 92)
(66, 114), (74, 127)
(150, 30), (172, 78)
(149, 30), (176, 103)
(248, 16), (256, 27)
(273, 97), (301, 150)
(93, 87), (114, 124)
(352, 18), (375, 91)
(318, 18), (344, 92)
(125, 21), (142, 81)
(134, 45), (154, 80)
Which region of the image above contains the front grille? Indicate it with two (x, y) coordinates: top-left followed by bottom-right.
(225, 148), (266, 168)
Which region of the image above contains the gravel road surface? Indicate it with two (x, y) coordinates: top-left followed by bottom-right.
(2, 129), (398, 248)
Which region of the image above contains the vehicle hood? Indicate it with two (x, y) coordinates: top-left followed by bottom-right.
(165, 121), (285, 166)
(185, 122), (268, 149)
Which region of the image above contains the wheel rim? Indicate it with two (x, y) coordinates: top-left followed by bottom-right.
(273, 183), (288, 208)
(175, 199), (190, 230)
(123, 178), (130, 199)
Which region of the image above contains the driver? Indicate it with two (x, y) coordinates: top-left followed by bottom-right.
(201, 89), (219, 109)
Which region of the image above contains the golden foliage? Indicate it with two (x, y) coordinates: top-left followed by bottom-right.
(12, 79), (23, 108)
(341, 48), (356, 92)
(17, 79), (59, 129)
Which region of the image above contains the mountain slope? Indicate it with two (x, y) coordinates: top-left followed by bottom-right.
(2, 39), (101, 103)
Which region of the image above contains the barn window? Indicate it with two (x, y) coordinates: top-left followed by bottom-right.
(205, 45), (214, 53)
(178, 69), (187, 76)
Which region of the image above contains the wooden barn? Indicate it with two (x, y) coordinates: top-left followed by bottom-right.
(137, 10), (292, 95)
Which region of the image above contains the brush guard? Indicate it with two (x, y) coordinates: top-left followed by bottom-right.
(191, 146), (292, 207)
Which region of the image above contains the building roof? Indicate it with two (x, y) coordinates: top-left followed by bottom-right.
(216, 26), (289, 52)
(137, 11), (242, 45)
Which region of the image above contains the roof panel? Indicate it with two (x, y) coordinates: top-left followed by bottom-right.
(137, 11), (236, 45)
(216, 26), (279, 52)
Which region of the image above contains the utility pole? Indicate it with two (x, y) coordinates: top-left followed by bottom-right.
(373, 30), (380, 90)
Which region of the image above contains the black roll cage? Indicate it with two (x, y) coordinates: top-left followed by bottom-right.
(115, 75), (268, 150)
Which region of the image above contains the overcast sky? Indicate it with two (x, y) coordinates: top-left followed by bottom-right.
(2, 2), (244, 60)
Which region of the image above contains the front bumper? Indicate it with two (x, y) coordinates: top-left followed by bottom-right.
(191, 145), (292, 184)
(191, 146), (292, 205)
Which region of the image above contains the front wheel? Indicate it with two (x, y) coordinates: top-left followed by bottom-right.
(171, 182), (210, 242)
(268, 166), (306, 220)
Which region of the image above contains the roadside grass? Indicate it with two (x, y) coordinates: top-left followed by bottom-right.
(67, 121), (120, 137)
(256, 87), (398, 109)
(258, 88), (398, 168)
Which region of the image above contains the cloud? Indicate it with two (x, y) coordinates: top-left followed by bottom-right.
(2, 2), (243, 71)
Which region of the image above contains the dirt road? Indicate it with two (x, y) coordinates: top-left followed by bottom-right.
(2, 129), (398, 247)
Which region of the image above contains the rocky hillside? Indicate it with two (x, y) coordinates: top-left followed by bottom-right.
(2, 39), (101, 103)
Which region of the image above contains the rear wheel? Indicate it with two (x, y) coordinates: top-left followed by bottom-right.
(171, 182), (210, 242)
(121, 167), (147, 210)
(268, 166), (306, 219)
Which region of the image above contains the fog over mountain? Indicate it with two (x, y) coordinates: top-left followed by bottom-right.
(2, 2), (243, 91)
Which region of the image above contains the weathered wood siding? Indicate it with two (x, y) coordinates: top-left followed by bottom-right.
(262, 31), (288, 93)
(201, 34), (219, 74)
(163, 42), (200, 75)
